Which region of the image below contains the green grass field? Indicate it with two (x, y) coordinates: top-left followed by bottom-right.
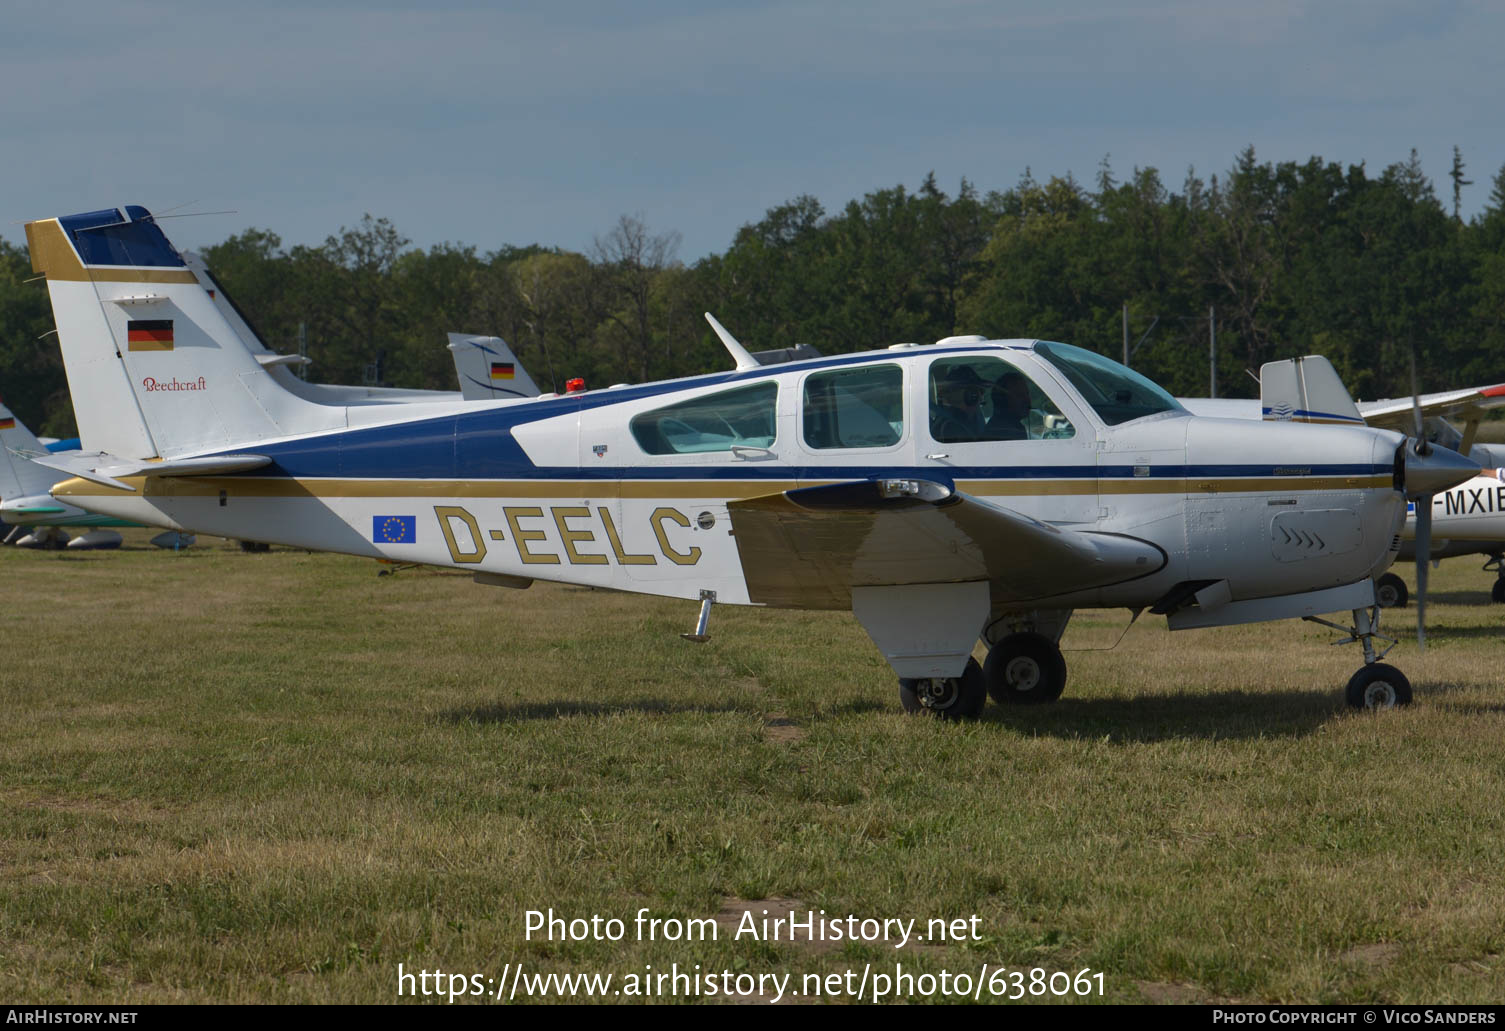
(3, 532), (1503, 1004)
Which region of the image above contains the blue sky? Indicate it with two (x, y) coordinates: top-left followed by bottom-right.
(5, 1), (1501, 262)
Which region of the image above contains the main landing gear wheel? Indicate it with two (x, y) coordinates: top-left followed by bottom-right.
(984, 632), (1067, 705)
(1345, 664), (1413, 710)
(898, 657), (987, 720)
(1375, 572), (1408, 609)
(1492, 580), (1505, 604)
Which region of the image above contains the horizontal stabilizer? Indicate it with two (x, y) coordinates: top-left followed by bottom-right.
(28, 450), (271, 490)
(728, 479), (1166, 608)
(0, 494), (69, 515)
(254, 353), (313, 369)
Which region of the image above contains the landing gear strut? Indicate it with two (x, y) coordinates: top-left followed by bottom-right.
(898, 658), (986, 720)
(1304, 605), (1412, 710)
(1484, 553), (1505, 604)
(983, 632), (1067, 705)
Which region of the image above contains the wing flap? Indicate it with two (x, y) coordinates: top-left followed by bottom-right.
(727, 479), (1165, 608)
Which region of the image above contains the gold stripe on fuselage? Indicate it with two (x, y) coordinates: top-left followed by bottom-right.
(53, 473), (1393, 502)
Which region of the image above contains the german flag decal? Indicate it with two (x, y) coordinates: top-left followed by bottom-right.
(127, 319), (174, 351)
(490, 361), (515, 380)
(0, 417), (14, 430)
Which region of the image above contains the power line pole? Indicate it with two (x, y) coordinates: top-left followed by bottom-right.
(1209, 305), (1217, 398)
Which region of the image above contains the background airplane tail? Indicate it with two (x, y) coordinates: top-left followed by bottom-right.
(0, 399), (62, 502)
(25, 206), (343, 459)
(448, 333), (542, 400)
(1259, 355), (1365, 426)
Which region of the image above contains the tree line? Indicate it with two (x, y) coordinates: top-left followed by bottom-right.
(3, 146), (1503, 438)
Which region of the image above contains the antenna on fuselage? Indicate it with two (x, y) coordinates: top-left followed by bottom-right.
(704, 312), (761, 372)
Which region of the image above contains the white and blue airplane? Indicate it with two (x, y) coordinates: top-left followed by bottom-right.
(22, 205), (1480, 714)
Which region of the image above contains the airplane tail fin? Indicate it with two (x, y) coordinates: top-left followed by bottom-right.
(0, 399), (62, 501)
(25, 207), (343, 459)
(447, 333), (542, 400)
(1259, 355), (1365, 426)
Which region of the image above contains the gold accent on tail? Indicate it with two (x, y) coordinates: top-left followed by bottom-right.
(23, 219), (196, 284)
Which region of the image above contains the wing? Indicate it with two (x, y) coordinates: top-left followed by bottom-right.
(1358, 384), (1505, 430)
(727, 478), (1166, 609)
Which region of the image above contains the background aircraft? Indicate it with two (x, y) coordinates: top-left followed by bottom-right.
(184, 251), (465, 406)
(1183, 360), (1505, 609)
(24, 205), (1480, 716)
(0, 397), (129, 548)
(448, 333), (543, 401)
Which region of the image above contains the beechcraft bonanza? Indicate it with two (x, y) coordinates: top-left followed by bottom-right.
(23, 205), (1482, 715)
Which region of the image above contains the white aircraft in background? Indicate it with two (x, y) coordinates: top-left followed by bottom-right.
(1184, 360), (1505, 611)
(449, 333), (543, 401)
(0, 397), (130, 548)
(23, 205), (1480, 715)
(183, 251), (464, 406)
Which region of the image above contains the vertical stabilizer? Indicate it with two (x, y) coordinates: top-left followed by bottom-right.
(26, 207), (345, 458)
(1259, 355), (1365, 426)
(0, 399), (61, 501)
(447, 333), (542, 400)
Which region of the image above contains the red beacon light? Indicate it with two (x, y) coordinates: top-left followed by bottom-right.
(565, 377), (586, 394)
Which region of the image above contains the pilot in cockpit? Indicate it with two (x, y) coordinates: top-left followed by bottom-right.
(931, 365), (990, 442)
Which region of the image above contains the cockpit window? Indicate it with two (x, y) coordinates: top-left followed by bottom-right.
(928, 357), (1075, 442)
(630, 381), (777, 455)
(1034, 341), (1183, 426)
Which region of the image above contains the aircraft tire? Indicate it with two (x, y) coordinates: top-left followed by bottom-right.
(239, 541), (271, 553)
(1375, 573), (1408, 609)
(1344, 663), (1413, 710)
(984, 632), (1067, 705)
(898, 658), (986, 720)
(1492, 579), (1505, 604)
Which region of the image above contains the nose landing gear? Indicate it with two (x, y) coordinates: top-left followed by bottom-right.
(1304, 605), (1412, 710)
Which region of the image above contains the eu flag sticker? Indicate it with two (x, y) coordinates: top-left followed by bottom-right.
(374, 515), (416, 544)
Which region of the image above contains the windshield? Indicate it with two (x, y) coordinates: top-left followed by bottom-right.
(1034, 342), (1183, 426)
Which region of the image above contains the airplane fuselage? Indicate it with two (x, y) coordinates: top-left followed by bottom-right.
(54, 342), (1409, 616)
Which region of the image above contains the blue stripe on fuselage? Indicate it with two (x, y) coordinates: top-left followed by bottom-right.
(210, 347), (1383, 484)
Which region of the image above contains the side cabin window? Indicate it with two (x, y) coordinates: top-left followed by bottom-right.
(802, 364), (904, 449)
(630, 381), (778, 455)
(928, 356), (1075, 443)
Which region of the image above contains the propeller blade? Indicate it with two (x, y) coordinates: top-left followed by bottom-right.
(1415, 497), (1431, 652)
(1410, 350), (1429, 454)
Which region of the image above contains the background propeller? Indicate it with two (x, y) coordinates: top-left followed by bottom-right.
(1411, 351), (1431, 651)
